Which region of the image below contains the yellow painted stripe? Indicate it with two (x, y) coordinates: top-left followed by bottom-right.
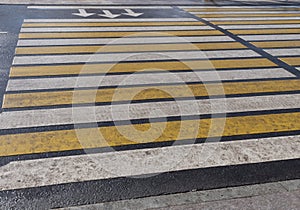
(185, 8), (300, 12)
(10, 58), (277, 77)
(197, 14), (300, 18)
(19, 30), (223, 39)
(212, 20), (300, 25)
(16, 42), (246, 55)
(22, 21), (205, 27)
(252, 40), (300, 48)
(0, 112), (299, 157)
(229, 28), (300, 35)
(3, 79), (299, 109)
(280, 57), (300, 66)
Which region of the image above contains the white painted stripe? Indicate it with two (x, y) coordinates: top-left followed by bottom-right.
(0, 135), (299, 190)
(192, 11), (300, 14)
(6, 68), (292, 91)
(222, 24), (300, 29)
(265, 48), (300, 56)
(17, 36), (234, 46)
(180, 6), (300, 8)
(0, 32), (7, 34)
(1, 93), (299, 129)
(28, 6), (173, 9)
(12, 50), (259, 65)
(205, 17), (300, 21)
(20, 26), (212, 32)
(24, 18), (197, 23)
(240, 34), (300, 41)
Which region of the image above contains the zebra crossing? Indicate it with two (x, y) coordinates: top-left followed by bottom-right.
(0, 4), (300, 209)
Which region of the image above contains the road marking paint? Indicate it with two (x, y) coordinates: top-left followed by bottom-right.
(28, 6), (173, 9)
(1, 93), (299, 129)
(192, 11), (300, 14)
(222, 24), (300, 29)
(251, 40), (300, 48)
(205, 17), (300, 21)
(240, 34), (300, 41)
(280, 57), (300, 66)
(24, 18), (198, 23)
(19, 30), (224, 39)
(229, 29), (300, 35)
(0, 112), (300, 157)
(20, 26), (213, 32)
(4, 79), (300, 109)
(0, 135), (299, 191)
(180, 6), (300, 9)
(12, 50), (260, 65)
(9, 58), (277, 77)
(198, 14), (300, 18)
(184, 8), (300, 12)
(17, 36), (234, 46)
(15, 42), (247, 55)
(6, 68), (291, 91)
(265, 48), (300, 57)
(212, 20), (300, 25)
(22, 21), (205, 27)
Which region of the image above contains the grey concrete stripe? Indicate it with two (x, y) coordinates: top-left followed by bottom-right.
(265, 48), (300, 56)
(6, 68), (293, 91)
(20, 26), (213, 32)
(17, 36), (234, 46)
(12, 50), (260, 65)
(24, 18), (197, 23)
(240, 34), (300, 41)
(0, 135), (299, 191)
(0, 93), (300, 129)
(222, 24), (300, 29)
(205, 17), (300, 21)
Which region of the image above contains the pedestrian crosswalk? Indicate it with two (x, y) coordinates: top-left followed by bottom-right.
(1, 5), (300, 208)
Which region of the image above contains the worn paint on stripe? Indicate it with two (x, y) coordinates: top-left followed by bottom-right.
(19, 30), (223, 39)
(0, 112), (300, 156)
(12, 50), (260, 65)
(15, 42), (246, 55)
(22, 22), (205, 27)
(9, 58), (277, 77)
(185, 8), (300, 12)
(17, 36), (235, 47)
(229, 29), (300, 35)
(206, 17), (300, 21)
(222, 24), (300, 29)
(3, 80), (300, 109)
(280, 57), (300, 66)
(251, 41), (300, 48)
(212, 20), (300, 25)
(265, 48), (300, 57)
(241, 34), (300, 41)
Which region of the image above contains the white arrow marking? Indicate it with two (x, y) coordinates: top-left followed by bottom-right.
(122, 9), (143, 17)
(72, 9), (95, 17)
(98, 10), (121, 19)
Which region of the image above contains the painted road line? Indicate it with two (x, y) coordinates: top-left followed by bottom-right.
(212, 20), (300, 25)
(0, 135), (299, 191)
(251, 41), (300, 48)
(17, 36), (235, 46)
(6, 68), (292, 91)
(0, 94), (299, 129)
(205, 17), (300, 21)
(222, 24), (300, 29)
(22, 22), (205, 27)
(3, 79), (300, 109)
(198, 14), (300, 18)
(15, 42), (247, 55)
(229, 29), (300, 35)
(280, 57), (300, 66)
(12, 50), (260, 65)
(24, 18), (198, 23)
(192, 11), (300, 14)
(20, 26), (213, 32)
(28, 6), (173, 9)
(9, 58), (277, 77)
(180, 6), (300, 9)
(265, 48), (300, 57)
(0, 112), (300, 157)
(18, 30), (224, 39)
(240, 34), (300, 41)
